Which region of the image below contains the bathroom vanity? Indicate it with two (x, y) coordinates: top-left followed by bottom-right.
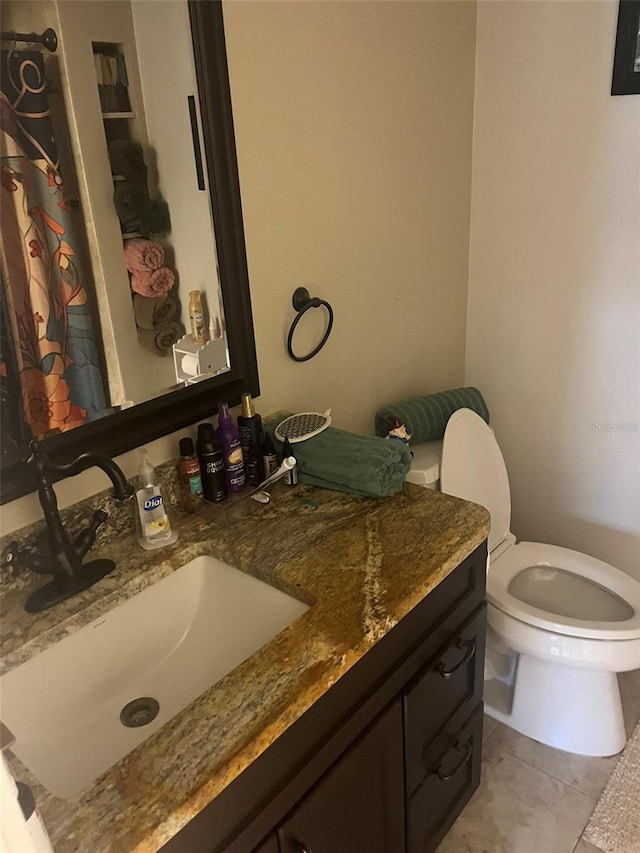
(166, 537), (487, 853)
(0, 481), (489, 852)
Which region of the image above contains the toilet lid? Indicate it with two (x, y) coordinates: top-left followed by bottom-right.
(441, 409), (511, 554)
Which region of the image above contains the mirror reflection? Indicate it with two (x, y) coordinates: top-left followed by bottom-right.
(0, 0), (229, 448)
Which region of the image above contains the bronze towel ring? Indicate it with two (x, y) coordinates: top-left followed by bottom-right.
(287, 287), (334, 362)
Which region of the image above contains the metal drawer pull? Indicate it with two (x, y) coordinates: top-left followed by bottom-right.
(436, 638), (476, 679)
(436, 740), (473, 781)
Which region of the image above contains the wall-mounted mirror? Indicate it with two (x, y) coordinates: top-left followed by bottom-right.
(0, 0), (259, 503)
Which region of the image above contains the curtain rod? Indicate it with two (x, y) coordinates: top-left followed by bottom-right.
(0, 27), (57, 52)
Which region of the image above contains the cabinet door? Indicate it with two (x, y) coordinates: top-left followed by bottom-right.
(277, 701), (405, 853)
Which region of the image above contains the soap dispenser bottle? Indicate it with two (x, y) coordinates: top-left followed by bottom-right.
(135, 450), (178, 550)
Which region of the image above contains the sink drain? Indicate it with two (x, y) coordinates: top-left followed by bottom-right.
(120, 697), (160, 728)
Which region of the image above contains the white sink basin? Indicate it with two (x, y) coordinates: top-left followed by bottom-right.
(0, 555), (309, 797)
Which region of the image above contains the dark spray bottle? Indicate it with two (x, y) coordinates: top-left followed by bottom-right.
(262, 432), (278, 477)
(237, 392), (264, 485)
(197, 422), (227, 502)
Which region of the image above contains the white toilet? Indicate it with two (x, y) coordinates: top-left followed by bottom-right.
(407, 408), (640, 757)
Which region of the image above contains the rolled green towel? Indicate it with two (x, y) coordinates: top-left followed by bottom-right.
(267, 419), (411, 498)
(375, 387), (489, 444)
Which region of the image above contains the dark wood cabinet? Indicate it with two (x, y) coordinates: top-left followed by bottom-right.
(404, 605), (486, 797)
(253, 835), (279, 853)
(163, 541), (488, 853)
(277, 701), (405, 853)
(407, 706), (484, 853)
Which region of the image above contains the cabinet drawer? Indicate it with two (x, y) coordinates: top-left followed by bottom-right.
(404, 604), (486, 795)
(407, 705), (483, 853)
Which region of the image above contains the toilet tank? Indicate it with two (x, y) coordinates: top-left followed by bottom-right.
(406, 440), (442, 490)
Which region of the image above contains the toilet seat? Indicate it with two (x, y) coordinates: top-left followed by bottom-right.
(441, 408), (640, 642)
(489, 541), (640, 641)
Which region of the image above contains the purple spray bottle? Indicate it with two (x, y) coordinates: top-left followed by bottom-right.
(216, 402), (246, 492)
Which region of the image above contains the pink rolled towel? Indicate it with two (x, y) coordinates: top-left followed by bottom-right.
(124, 238), (164, 272)
(130, 266), (175, 298)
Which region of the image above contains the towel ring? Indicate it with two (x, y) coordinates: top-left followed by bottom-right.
(287, 287), (334, 362)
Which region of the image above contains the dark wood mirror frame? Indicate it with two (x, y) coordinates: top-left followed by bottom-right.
(612, 0), (640, 95)
(0, 0), (259, 505)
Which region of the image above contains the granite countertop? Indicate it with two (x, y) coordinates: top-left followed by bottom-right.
(0, 482), (489, 852)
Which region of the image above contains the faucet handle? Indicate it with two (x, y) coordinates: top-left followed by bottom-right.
(1, 541), (30, 577)
(91, 508), (109, 528)
(1, 542), (51, 576)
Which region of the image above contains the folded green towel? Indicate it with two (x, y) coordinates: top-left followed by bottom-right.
(267, 419), (411, 498)
(375, 386), (489, 444)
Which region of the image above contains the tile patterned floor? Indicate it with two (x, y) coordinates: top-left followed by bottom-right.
(437, 669), (640, 853)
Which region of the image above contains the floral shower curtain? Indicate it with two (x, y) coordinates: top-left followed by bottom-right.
(0, 48), (110, 442)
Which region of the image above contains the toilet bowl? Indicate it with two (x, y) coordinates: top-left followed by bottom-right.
(407, 408), (640, 756)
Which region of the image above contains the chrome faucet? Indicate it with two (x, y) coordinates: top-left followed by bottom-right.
(4, 440), (134, 613)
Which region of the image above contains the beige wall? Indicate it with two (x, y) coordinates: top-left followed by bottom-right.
(466, 1), (640, 578)
(223, 0), (477, 433)
(1, 0), (477, 534)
